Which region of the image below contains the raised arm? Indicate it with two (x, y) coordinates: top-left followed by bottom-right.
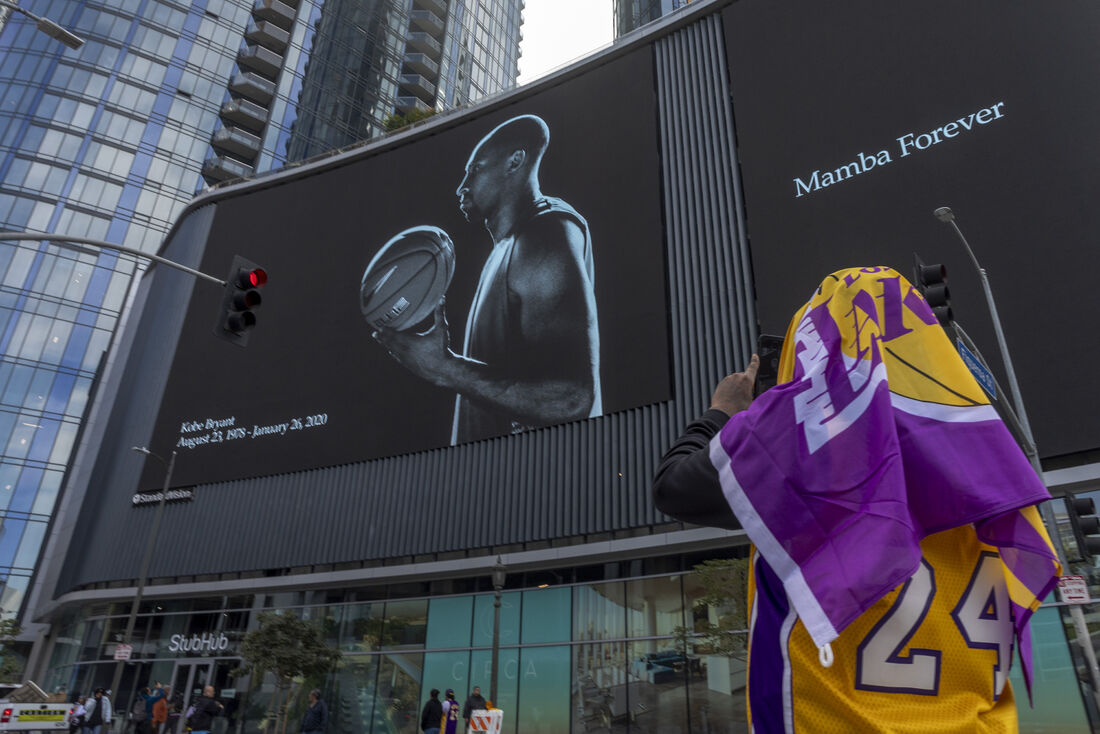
(652, 355), (759, 529)
(377, 215), (598, 424)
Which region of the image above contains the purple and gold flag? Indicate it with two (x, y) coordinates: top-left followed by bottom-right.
(710, 266), (1060, 691)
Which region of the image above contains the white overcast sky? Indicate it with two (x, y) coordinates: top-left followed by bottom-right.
(517, 0), (614, 85)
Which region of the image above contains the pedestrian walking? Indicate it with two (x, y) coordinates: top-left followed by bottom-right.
(129, 691), (147, 734)
(82, 688), (111, 734)
(185, 685), (222, 734)
(69, 696), (86, 734)
(299, 688), (327, 734)
(150, 687), (169, 734)
(140, 681), (166, 732)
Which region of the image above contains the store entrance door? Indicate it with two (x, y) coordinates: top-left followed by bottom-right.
(168, 660), (211, 734)
(165, 659), (240, 734)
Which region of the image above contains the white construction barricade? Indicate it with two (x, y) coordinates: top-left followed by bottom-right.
(467, 709), (503, 732)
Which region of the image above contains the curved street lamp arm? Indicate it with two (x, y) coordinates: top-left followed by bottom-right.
(0, 231), (225, 286)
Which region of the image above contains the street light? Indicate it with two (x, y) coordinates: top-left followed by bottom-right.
(0, 0), (84, 49)
(489, 556), (506, 707)
(108, 447), (177, 701)
(934, 206), (1100, 708)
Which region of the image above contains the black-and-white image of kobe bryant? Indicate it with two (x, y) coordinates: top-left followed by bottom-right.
(374, 114), (602, 444)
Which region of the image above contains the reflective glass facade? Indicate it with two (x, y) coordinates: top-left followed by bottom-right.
(0, 0), (523, 623)
(0, 0), (254, 619)
(613, 0), (691, 38)
(207, 0), (525, 178)
(42, 555), (753, 734)
(39, 551), (1091, 733)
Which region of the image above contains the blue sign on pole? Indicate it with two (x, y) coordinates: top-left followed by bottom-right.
(957, 340), (996, 400)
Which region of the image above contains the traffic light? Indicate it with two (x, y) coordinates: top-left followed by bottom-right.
(213, 255), (267, 346)
(912, 255), (952, 328)
(1067, 495), (1100, 562)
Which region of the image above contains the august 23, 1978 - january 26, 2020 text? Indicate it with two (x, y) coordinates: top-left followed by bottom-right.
(175, 412), (329, 450)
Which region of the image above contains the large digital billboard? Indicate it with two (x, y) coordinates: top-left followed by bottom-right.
(143, 49), (670, 489)
(724, 0), (1100, 457)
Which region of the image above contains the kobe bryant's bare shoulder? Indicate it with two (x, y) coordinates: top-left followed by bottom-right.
(517, 211), (585, 252)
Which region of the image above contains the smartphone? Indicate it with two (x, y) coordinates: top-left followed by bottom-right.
(755, 334), (784, 396)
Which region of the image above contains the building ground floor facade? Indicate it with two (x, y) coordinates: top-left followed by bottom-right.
(26, 523), (1100, 734)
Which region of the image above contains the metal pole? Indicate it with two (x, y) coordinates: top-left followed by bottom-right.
(0, 231), (225, 286)
(490, 557), (504, 707)
(108, 449), (176, 701)
(936, 207), (1100, 708)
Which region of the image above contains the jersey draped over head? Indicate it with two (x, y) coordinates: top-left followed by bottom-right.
(708, 267), (1060, 696)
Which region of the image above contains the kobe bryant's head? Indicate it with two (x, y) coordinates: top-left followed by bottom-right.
(457, 114), (550, 223)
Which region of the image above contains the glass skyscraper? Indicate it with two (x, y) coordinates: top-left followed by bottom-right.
(206, 0), (524, 178)
(0, 0), (522, 627)
(613, 0), (691, 38)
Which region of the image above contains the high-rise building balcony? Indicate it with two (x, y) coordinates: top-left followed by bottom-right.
(406, 31), (442, 59)
(220, 97), (270, 131)
(202, 155), (254, 182)
(238, 43), (283, 78)
(252, 0), (296, 30)
(244, 19), (290, 52)
(403, 52), (439, 79)
(414, 0), (447, 20)
(399, 73), (437, 102)
(211, 125), (263, 159)
(228, 71), (276, 104)
(395, 95), (432, 114)
(409, 9), (445, 37)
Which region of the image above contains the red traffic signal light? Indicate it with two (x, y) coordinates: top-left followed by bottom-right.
(242, 267), (267, 288)
(214, 256), (267, 346)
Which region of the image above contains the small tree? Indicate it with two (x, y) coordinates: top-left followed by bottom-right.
(0, 619), (22, 681)
(675, 558), (750, 659)
(382, 107), (437, 132)
(233, 612), (340, 734)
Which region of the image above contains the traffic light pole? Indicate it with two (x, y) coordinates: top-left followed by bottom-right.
(108, 449), (176, 704)
(0, 231), (226, 286)
(935, 207), (1100, 709)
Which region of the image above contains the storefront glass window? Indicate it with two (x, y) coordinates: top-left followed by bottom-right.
(150, 612), (188, 658)
(516, 645), (569, 734)
(626, 639), (691, 733)
(78, 619), (104, 661)
(426, 596), (473, 648)
(1012, 601), (1091, 732)
(574, 582), (626, 641)
(421, 650), (469, 713)
(471, 592), (519, 647)
(337, 654), (382, 731)
(375, 651), (423, 733)
(626, 576), (685, 638)
(687, 639), (748, 733)
(572, 641), (628, 731)
(381, 599), (427, 650)
(337, 602), (384, 652)
(521, 586), (570, 644)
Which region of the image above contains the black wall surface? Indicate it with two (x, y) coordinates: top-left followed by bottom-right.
(142, 50), (670, 490)
(723, 0), (1100, 458)
(54, 14), (755, 594)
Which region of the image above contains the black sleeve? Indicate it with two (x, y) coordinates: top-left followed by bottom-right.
(652, 408), (741, 530)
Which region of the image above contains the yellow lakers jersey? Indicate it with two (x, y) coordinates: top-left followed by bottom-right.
(747, 525), (1018, 733)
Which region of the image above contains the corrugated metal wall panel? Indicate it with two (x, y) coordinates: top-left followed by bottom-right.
(56, 9), (757, 592)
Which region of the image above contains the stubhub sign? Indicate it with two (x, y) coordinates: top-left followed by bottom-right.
(167, 632), (232, 654)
